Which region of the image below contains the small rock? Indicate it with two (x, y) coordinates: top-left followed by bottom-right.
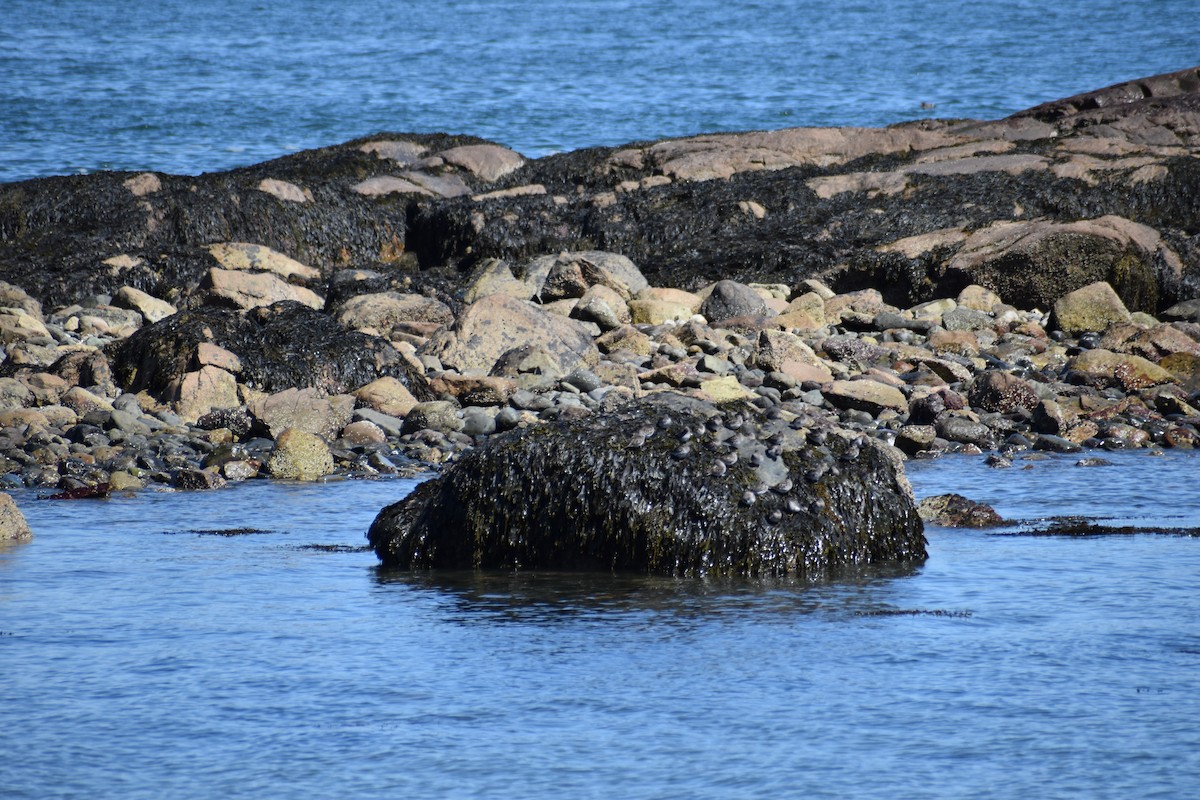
(114, 286), (177, 324)
(438, 143), (525, 182)
(942, 306), (993, 331)
(249, 387), (355, 440)
(199, 268), (324, 311)
(0, 492), (33, 541)
(207, 242), (321, 283)
(1070, 349), (1176, 390)
(402, 401), (464, 435)
(822, 379), (908, 416)
(428, 374), (516, 406)
(353, 377), (419, 419)
(1034, 434), (1083, 453)
(108, 471), (144, 492)
(936, 416), (995, 449)
(265, 428), (334, 481)
(175, 366), (240, 424)
(917, 493), (1003, 527)
(968, 370), (1038, 414)
(700, 280), (769, 322)
(174, 468), (228, 491)
(423, 294), (599, 376)
(340, 420), (387, 445)
(352, 408), (406, 438)
(895, 425), (937, 456)
(1053, 281), (1132, 336)
(334, 292), (454, 332)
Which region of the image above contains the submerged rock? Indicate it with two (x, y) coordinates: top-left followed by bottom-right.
(369, 394), (925, 577)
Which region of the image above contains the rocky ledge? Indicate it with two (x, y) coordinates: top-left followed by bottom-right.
(1, 67), (1199, 570)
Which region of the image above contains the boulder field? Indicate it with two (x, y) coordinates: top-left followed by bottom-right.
(1, 67), (1199, 574)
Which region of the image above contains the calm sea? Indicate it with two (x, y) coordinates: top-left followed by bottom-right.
(2, 451), (1199, 799)
(1, 0), (1197, 182)
(3, 2), (1200, 797)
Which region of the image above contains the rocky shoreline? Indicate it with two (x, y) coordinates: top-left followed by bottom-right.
(1, 258), (1195, 495)
(2, 67), (1199, 566)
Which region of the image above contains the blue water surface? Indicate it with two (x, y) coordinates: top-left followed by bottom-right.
(1, 0), (1197, 181)
(2, 2), (1200, 796)
(2, 451), (1199, 799)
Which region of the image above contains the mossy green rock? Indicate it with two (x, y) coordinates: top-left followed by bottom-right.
(369, 394), (925, 577)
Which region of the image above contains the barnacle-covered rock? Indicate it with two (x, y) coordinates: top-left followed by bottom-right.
(368, 393), (925, 577)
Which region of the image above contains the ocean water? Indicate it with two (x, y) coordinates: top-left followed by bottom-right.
(2, 450), (1199, 799)
(3, 2), (1200, 796)
(1, 0), (1197, 182)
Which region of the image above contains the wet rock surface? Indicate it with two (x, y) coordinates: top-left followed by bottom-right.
(918, 493), (1004, 528)
(0, 67), (1198, 574)
(368, 393), (925, 577)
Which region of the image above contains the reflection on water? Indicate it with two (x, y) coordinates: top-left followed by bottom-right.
(376, 563), (928, 627)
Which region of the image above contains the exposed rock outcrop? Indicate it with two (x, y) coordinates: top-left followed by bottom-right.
(113, 301), (431, 398)
(369, 393), (925, 577)
(4, 68), (1199, 320)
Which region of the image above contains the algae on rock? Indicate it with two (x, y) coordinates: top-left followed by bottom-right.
(369, 394), (925, 577)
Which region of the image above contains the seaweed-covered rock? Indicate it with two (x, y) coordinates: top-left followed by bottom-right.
(0, 132), (494, 309)
(369, 393), (925, 577)
(917, 493), (1003, 528)
(5, 69), (1200, 319)
(113, 301), (431, 398)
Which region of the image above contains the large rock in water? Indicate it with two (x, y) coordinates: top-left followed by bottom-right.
(369, 394), (925, 576)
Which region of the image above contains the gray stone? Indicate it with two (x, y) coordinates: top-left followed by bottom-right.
(402, 401), (464, 435)
(107, 409), (153, 436)
(352, 408), (405, 438)
(942, 306), (993, 331)
(700, 280), (768, 322)
(936, 416), (996, 449)
(461, 407), (498, 437)
(562, 368), (603, 393)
